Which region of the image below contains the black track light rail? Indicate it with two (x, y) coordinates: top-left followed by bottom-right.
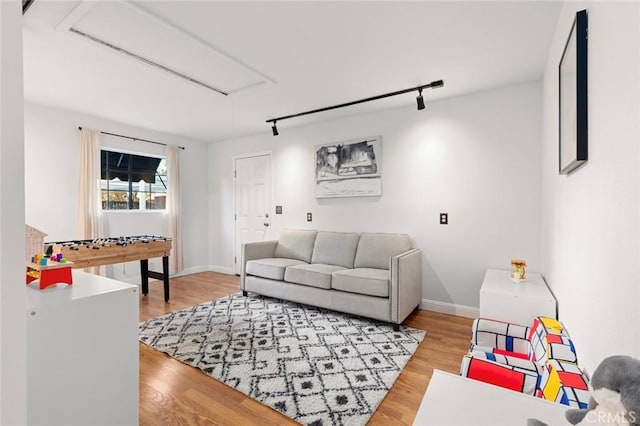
(266, 80), (444, 127)
(23, 0), (35, 14)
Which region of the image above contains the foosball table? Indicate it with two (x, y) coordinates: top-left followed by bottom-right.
(44, 235), (172, 302)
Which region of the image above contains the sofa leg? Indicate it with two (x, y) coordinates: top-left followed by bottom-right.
(392, 323), (400, 332)
(242, 291), (248, 297)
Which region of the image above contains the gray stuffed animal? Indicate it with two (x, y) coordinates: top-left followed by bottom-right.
(528, 355), (640, 426)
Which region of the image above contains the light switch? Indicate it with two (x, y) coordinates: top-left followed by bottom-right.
(440, 213), (448, 225)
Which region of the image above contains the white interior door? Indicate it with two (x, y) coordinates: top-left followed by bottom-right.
(234, 154), (272, 274)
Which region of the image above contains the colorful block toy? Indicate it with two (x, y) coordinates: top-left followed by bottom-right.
(26, 253), (73, 290)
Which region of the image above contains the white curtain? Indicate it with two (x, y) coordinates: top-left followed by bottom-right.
(77, 128), (103, 274)
(165, 144), (183, 274)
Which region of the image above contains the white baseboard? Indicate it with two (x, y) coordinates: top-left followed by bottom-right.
(105, 265), (228, 284)
(173, 265), (212, 277)
(207, 265), (235, 275)
(421, 298), (479, 319)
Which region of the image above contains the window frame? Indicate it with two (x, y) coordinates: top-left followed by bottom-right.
(100, 148), (167, 211)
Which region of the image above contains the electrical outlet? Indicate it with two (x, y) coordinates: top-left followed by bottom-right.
(307, 212), (312, 222)
(440, 213), (448, 225)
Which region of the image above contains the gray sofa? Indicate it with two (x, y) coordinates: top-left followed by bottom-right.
(241, 229), (422, 330)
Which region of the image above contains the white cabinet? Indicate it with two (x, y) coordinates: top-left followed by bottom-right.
(413, 370), (568, 425)
(479, 268), (556, 325)
(27, 270), (139, 426)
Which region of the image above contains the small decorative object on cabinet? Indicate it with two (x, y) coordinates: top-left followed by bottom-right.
(511, 258), (527, 282)
(26, 253), (73, 290)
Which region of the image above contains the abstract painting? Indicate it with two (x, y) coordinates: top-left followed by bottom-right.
(315, 136), (382, 198)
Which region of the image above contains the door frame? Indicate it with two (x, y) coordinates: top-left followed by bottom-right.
(232, 151), (273, 275)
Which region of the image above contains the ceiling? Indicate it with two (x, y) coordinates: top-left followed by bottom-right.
(23, 1), (562, 143)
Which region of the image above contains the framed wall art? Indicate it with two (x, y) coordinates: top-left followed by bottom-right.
(315, 136), (382, 198)
(559, 9), (588, 175)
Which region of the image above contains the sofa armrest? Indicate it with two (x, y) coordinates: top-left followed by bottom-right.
(390, 248), (422, 324)
(241, 240), (278, 290)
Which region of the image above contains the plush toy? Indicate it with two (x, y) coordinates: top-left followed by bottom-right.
(528, 355), (640, 426)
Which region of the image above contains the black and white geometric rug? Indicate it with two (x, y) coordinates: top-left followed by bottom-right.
(139, 293), (425, 426)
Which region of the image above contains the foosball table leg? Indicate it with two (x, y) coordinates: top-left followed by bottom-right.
(162, 255), (169, 303)
(140, 259), (149, 296)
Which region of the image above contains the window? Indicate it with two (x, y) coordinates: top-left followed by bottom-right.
(100, 150), (167, 210)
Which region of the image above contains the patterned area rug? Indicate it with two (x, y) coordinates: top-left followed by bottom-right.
(139, 293), (425, 426)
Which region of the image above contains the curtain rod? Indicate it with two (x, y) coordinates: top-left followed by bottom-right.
(78, 127), (185, 150)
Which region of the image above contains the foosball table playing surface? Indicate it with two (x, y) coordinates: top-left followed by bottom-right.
(44, 235), (172, 302)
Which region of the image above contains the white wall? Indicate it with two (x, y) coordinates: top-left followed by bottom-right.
(24, 102), (210, 282)
(0, 1), (27, 423)
(209, 81), (542, 310)
(540, 1), (640, 372)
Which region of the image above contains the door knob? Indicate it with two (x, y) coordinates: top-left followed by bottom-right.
(263, 222), (270, 227)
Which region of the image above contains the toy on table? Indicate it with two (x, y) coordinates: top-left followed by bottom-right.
(528, 355), (640, 426)
(26, 250), (73, 290)
(511, 258), (527, 283)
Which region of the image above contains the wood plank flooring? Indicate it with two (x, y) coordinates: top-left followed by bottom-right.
(139, 272), (473, 425)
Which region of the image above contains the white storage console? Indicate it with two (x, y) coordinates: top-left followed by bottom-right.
(479, 268), (556, 325)
(27, 270), (139, 426)
(413, 370), (568, 425)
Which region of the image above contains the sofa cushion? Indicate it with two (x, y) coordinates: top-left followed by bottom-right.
(274, 229), (317, 263)
(536, 359), (590, 408)
(460, 352), (539, 395)
(311, 231), (360, 269)
(284, 263), (347, 289)
(246, 258), (307, 281)
(331, 268), (389, 297)
(353, 233), (412, 270)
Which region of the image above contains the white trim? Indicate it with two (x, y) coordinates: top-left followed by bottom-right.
(55, 1), (95, 31)
(207, 265), (235, 275)
(420, 298), (479, 319)
(126, 1), (276, 87)
(173, 265), (213, 277)
(109, 265), (229, 284)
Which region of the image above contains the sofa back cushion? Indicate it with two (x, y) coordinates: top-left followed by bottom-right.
(353, 233), (412, 270)
(311, 232), (360, 268)
(528, 317), (575, 366)
(274, 229), (317, 263)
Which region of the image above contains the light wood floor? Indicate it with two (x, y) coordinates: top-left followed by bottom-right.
(139, 272), (473, 425)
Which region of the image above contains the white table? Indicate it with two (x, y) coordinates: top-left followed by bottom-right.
(479, 268), (557, 325)
(413, 370), (568, 425)
(27, 270), (139, 426)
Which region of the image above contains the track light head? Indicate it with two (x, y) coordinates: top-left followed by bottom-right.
(271, 122), (279, 136)
(416, 89), (425, 111)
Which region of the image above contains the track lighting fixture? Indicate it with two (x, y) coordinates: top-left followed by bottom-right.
(266, 79), (443, 135)
(416, 88), (425, 110)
